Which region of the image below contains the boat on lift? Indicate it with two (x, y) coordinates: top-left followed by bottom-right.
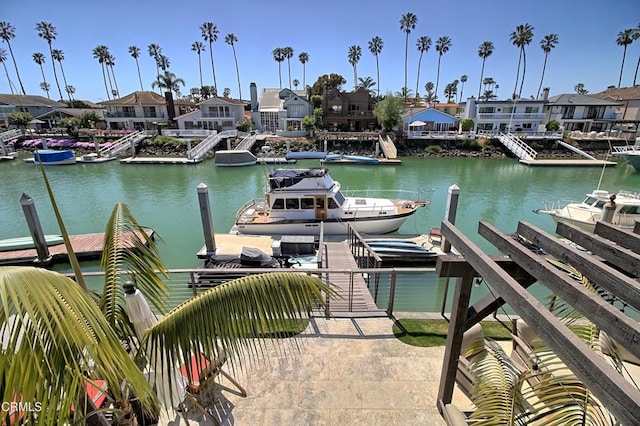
(27, 149), (76, 165)
(231, 167), (430, 235)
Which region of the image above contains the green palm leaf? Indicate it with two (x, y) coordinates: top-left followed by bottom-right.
(145, 272), (335, 391)
(0, 266), (158, 425)
(100, 202), (168, 330)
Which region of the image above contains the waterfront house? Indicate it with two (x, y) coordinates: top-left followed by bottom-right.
(463, 95), (547, 134)
(403, 108), (459, 138)
(249, 83), (313, 136)
(322, 86), (377, 132)
(174, 96), (246, 132)
(0, 94), (67, 125)
(544, 93), (621, 133)
(100, 91), (195, 131)
(590, 86), (640, 137)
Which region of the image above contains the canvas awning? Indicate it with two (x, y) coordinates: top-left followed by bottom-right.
(409, 120), (426, 127)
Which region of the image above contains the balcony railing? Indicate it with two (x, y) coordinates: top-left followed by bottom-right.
(200, 112), (235, 118)
(105, 111), (166, 119)
(477, 112), (545, 121)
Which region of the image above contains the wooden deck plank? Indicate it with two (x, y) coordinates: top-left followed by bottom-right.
(0, 229), (154, 266)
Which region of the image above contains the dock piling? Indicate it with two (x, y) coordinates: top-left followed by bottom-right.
(19, 193), (51, 263)
(442, 185), (460, 253)
(197, 183), (217, 255)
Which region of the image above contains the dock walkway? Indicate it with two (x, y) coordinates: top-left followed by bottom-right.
(321, 240), (383, 315)
(0, 230), (154, 266)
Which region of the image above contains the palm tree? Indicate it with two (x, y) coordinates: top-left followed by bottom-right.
(616, 28), (635, 88)
(200, 22), (219, 92)
(633, 23), (640, 86)
(444, 80), (458, 103)
(458, 75), (468, 103)
(0, 21), (26, 94)
(35, 21), (63, 101)
(39, 81), (50, 97)
(129, 45), (145, 91)
(536, 34), (559, 98)
(477, 41), (494, 99)
(51, 49), (72, 103)
(282, 47), (294, 89)
(105, 52), (119, 98)
(272, 47), (285, 88)
(415, 36), (432, 98)
(191, 41), (206, 89)
(93, 45), (111, 100)
(0, 48), (15, 94)
(152, 70), (185, 99)
(347, 45), (362, 90)
(225, 33), (242, 100)
(293, 79), (300, 89)
(357, 76), (377, 97)
(223, 87), (231, 98)
(574, 82), (588, 94)
(147, 43), (162, 91)
(510, 23), (534, 98)
(424, 81), (437, 103)
(368, 37), (383, 97)
(32, 52), (49, 98)
(400, 12), (418, 103)
(434, 36), (452, 98)
(298, 52), (309, 88)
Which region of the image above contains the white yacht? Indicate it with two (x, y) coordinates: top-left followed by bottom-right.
(231, 167), (430, 235)
(536, 189), (640, 232)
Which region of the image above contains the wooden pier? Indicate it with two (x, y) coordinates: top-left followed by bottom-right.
(321, 240), (384, 314)
(0, 229), (154, 266)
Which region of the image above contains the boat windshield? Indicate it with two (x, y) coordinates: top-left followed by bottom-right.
(334, 191), (345, 206)
(583, 197), (598, 205)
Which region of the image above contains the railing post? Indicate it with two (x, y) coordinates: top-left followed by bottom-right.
(386, 271), (397, 316)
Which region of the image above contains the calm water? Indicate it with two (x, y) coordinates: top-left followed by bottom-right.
(1, 155), (639, 311)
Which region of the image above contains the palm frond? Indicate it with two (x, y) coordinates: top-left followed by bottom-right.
(0, 267), (158, 424)
(145, 272), (335, 391)
(100, 202), (168, 329)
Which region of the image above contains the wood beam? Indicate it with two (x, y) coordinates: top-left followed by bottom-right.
(440, 220), (640, 425)
(634, 221), (640, 234)
(594, 221), (640, 254)
(480, 221), (640, 358)
(517, 221), (640, 311)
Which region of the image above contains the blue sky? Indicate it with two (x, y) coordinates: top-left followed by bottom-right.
(1, 0), (639, 102)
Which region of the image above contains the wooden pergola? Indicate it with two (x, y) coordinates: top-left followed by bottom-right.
(435, 219), (640, 425)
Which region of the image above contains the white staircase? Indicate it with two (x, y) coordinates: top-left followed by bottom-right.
(497, 132), (537, 161)
(187, 131), (223, 161)
(0, 129), (22, 156)
(100, 131), (150, 157)
(378, 135), (397, 159)
(234, 133), (257, 151)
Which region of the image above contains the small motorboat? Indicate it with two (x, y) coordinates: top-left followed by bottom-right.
(323, 154), (379, 164)
(364, 238), (438, 262)
(29, 149), (76, 165)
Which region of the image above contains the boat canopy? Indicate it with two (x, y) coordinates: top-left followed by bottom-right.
(268, 168), (334, 190)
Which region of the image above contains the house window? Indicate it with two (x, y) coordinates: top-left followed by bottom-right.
(561, 106), (575, 119)
(143, 106), (158, 118)
(122, 106), (136, 118)
(524, 106), (539, 113)
(478, 107), (495, 113)
(331, 105), (342, 112)
(260, 111), (279, 132)
(522, 123), (533, 129)
(503, 106), (515, 114)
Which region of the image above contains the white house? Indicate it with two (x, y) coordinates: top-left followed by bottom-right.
(249, 83), (312, 135)
(544, 93), (621, 133)
(174, 96), (246, 131)
(463, 96), (547, 134)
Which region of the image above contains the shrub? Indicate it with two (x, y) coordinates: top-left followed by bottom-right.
(546, 120), (560, 131)
(426, 144), (443, 154)
(461, 118), (474, 131)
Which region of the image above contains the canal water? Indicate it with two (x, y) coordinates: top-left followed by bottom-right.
(1, 155), (639, 312)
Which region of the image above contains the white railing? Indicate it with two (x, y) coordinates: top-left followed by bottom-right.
(162, 129), (214, 138)
(497, 132), (537, 161)
(100, 130), (150, 157)
(0, 128), (22, 143)
(235, 134), (257, 151)
(187, 131), (223, 161)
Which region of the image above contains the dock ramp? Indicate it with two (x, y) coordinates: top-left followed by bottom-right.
(555, 140), (596, 160)
(187, 131), (223, 161)
(497, 132), (537, 161)
(100, 130), (150, 157)
(234, 133), (257, 151)
(0, 129), (22, 144)
(378, 135), (398, 159)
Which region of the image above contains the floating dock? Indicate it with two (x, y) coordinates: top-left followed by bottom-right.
(119, 156), (201, 164)
(519, 159), (617, 167)
(0, 229), (154, 266)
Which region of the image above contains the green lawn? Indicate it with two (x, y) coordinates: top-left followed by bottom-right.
(393, 318), (513, 347)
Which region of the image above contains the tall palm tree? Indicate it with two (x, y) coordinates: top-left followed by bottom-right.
(347, 45), (362, 90)
(0, 48), (15, 94)
(152, 70), (185, 99)
(477, 41), (494, 99)
(434, 36), (452, 98)
(157, 54), (170, 72)
(272, 47), (285, 88)
(633, 23), (640, 87)
(368, 37), (383, 97)
(32, 52), (49, 98)
(510, 23), (534, 98)
(298, 52), (309, 89)
(357, 76), (377, 97)
(39, 81), (50, 97)
(415, 36), (432, 98)
(92, 45), (110, 100)
(147, 43), (162, 92)
(616, 28), (635, 88)
(200, 22), (219, 92)
(225, 33), (242, 100)
(400, 12), (418, 103)
(191, 41), (206, 89)
(282, 47), (294, 89)
(536, 34), (559, 98)
(35, 21), (63, 101)
(424, 81), (436, 103)
(0, 21), (26, 95)
(129, 45), (145, 91)
(458, 74), (468, 103)
(105, 52), (119, 98)
(293, 79), (300, 89)
(51, 49), (72, 103)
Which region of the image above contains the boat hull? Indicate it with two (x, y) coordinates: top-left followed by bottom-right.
(232, 212), (415, 236)
(214, 150), (257, 167)
(30, 149), (76, 165)
(626, 153), (640, 172)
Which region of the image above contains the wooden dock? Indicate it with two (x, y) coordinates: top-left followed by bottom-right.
(519, 159), (617, 167)
(0, 229), (154, 266)
(119, 156), (201, 164)
(321, 240), (384, 314)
